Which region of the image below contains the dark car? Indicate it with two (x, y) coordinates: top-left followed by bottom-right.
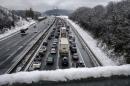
(35, 55), (42, 61)
(76, 61), (85, 68)
(43, 41), (48, 46)
(55, 34), (59, 38)
(46, 56), (54, 65)
(72, 53), (79, 60)
(38, 49), (45, 56)
(71, 42), (76, 47)
(70, 46), (77, 54)
(62, 57), (69, 66)
(48, 36), (52, 40)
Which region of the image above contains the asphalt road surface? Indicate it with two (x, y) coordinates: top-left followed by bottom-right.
(0, 17), (55, 74)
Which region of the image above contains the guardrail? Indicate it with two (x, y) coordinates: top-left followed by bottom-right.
(68, 21), (102, 66)
(23, 19), (57, 71)
(5, 18), (56, 74)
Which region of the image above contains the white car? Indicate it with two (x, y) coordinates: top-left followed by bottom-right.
(53, 39), (58, 43)
(32, 62), (41, 70)
(41, 46), (47, 52)
(51, 48), (56, 54)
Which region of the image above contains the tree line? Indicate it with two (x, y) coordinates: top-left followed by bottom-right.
(0, 8), (19, 33)
(69, 0), (130, 63)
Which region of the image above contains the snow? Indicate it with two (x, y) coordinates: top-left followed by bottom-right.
(63, 17), (116, 66)
(0, 65), (130, 85)
(0, 19), (36, 40)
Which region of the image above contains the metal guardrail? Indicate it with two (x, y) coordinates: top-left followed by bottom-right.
(68, 21), (102, 66)
(23, 19), (57, 71)
(5, 18), (56, 74)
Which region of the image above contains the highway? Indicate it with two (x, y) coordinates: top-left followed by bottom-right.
(0, 17), (102, 74)
(0, 17), (55, 74)
(24, 18), (100, 72)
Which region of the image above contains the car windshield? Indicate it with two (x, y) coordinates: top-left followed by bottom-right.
(0, 0), (130, 86)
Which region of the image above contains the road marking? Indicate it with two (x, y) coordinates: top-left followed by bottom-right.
(0, 31), (19, 42)
(0, 46), (23, 66)
(70, 25), (87, 67)
(77, 45), (87, 67)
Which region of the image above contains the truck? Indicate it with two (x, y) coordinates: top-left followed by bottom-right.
(59, 38), (69, 56)
(60, 27), (67, 38)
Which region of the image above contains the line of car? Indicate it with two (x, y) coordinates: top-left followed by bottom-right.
(29, 19), (85, 71)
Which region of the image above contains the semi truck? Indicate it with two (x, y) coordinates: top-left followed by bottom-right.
(59, 38), (69, 56)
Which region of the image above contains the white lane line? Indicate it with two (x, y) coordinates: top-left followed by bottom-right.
(0, 31), (19, 42)
(0, 46), (23, 66)
(70, 26), (87, 67)
(77, 44), (87, 67)
(56, 41), (60, 69)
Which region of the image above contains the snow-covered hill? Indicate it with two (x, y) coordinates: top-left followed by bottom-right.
(0, 6), (20, 33)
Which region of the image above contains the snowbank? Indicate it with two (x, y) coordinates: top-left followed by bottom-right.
(0, 19), (36, 40)
(0, 65), (130, 85)
(65, 18), (116, 66)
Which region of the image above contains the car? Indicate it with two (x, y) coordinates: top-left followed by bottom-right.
(70, 45), (77, 54)
(34, 25), (36, 28)
(53, 39), (58, 43)
(69, 35), (73, 39)
(71, 47), (77, 54)
(55, 34), (59, 38)
(72, 37), (75, 41)
(50, 48), (56, 54)
(51, 33), (54, 37)
(32, 62), (41, 70)
(69, 39), (73, 44)
(35, 54), (42, 61)
(41, 46), (47, 52)
(72, 53), (79, 60)
(51, 45), (57, 48)
(43, 41), (48, 46)
(62, 57), (69, 66)
(39, 49), (45, 56)
(46, 56), (54, 65)
(52, 42), (57, 47)
(48, 36), (52, 40)
(53, 28), (56, 30)
(76, 61), (85, 68)
(20, 29), (27, 35)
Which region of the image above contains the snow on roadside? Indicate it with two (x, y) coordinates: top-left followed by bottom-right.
(0, 65), (130, 85)
(0, 19), (36, 40)
(58, 16), (115, 66)
(62, 17), (116, 66)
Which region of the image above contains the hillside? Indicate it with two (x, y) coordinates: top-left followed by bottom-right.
(69, 0), (130, 64)
(12, 10), (41, 19)
(0, 6), (19, 32)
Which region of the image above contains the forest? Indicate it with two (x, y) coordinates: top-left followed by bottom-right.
(69, 0), (130, 64)
(0, 7), (18, 33)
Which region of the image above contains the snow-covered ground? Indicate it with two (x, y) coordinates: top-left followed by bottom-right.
(61, 17), (116, 66)
(0, 64), (130, 85)
(0, 19), (36, 41)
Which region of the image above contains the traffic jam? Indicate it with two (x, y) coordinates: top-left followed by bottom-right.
(28, 18), (85, 71)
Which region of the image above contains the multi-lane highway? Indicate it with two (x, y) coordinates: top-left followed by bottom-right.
(0, 17), (102, 74)
(23, 18), (101, 72)
(0, 17), (55, 74)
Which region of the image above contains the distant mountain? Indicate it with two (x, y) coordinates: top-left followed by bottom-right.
(44, 9), (73, 16)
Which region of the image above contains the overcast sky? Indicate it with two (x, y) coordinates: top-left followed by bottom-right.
(0, 0), (121, 12)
